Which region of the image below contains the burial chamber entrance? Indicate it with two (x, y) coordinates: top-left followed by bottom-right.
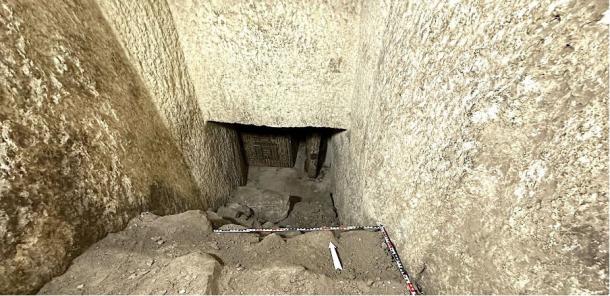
(38, 123), (418, 294)
(207, 122), (344, 229)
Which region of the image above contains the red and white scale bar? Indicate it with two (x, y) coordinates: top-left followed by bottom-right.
(214, 224), (421, 295)
(379, 225), (420, 295)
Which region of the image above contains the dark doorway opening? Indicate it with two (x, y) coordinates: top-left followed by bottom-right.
(210, 122), (344, 179)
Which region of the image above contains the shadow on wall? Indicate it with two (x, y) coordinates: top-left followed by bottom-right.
(0, 0), (239, 293)
(147, 121), (248, 216)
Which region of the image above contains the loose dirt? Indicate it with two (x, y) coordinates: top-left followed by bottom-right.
(39, 165), (405, 294)
(39, 211), (404, 294)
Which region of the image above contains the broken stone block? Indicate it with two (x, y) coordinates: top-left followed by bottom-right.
(231, 186), (290, 223)
(217, 206), (240, 220)
(147, 210), (212, 242)
(226, 202), (253, 218)
(234, 216), (255, 228)
(258, 233), (285, 249)
(206, 210), (222, 220)
(206, 210), (230, 228)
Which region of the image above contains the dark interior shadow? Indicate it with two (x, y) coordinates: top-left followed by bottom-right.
(286, 195), (303, 217)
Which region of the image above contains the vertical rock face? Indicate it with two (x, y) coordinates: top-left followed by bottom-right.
(166, 0), (358, 128)
(332, 0), (609, 294)
(0, 0), (201, 293)
(1, 0), (608, 294)
(94, 0), (246, 209)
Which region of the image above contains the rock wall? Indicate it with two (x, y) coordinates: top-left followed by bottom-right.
(0, 0), (205, 293)
(2, 0), (608, 294)
(332, 0), (609, 294)
(95, 0), (246, 208)
(166, 0), (358, 128)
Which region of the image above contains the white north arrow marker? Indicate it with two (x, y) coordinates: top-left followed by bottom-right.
(328, 242), (343, 270)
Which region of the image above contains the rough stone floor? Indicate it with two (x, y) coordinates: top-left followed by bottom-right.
(39, 167), (404, 294)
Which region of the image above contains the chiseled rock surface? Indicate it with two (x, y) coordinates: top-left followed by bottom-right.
(332, 0), (608, 294)
(95, 0), (246, 210)
(1, 0), (608, 294)
(39, 212), (220, 295)
(166, 0), (358, 129)
(0, 1), (201, 293)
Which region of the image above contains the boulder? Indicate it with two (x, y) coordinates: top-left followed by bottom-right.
(147, 210), (212, 242)
(206, 209), (222, 220)
(234, 216), (255, 228)
(226, 202), (253, 218)
(217, 206), (240, 220)
(206, 210), (230, 228)
(258, 233), (285, 247)
(231, 186), (290, 223)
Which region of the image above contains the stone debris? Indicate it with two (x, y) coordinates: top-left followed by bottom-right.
(262, 221), (276, 229)
(38, 167), (401, 295)
(210, 202), (267, 229)
(150, 236), (165, 245)
(217, 206), (240, 220)
(206, 209), (222, 220)
(227, 202), (253, 218)
(234, 215), (255, 228)
(206, 210), (230, 228)
(231, 186), (290, 223)
(39, 211), (403, 295)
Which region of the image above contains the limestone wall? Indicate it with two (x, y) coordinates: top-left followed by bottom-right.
(1, 0), (205, 293)
(332, 0), (609, 293)
(1, 0), (608, 293)
(166, 0), (358, 128)
(95, 0), (246, 209)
